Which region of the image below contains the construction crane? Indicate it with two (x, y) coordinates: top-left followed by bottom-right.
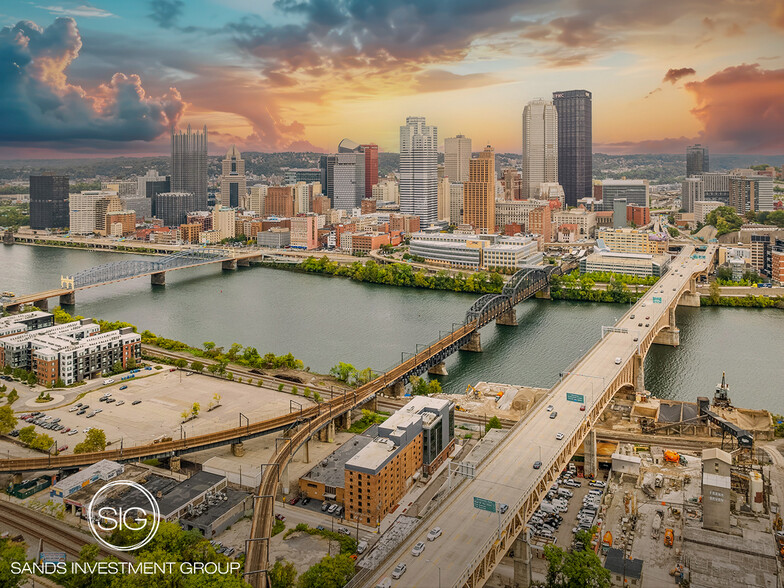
(466, 384), (482, 399)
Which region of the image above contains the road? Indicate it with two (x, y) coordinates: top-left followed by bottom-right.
(369, 245), (714, 587)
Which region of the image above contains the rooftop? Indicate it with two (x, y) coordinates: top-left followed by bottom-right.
(155, 471), (226, 518)
(301, 434), (374, 489)
(345, 437), (400, 472)
(181, 487), (250, 527)
(604, 547), (643, 579)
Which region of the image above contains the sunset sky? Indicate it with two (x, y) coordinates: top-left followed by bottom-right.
(1, 0), (783, 158)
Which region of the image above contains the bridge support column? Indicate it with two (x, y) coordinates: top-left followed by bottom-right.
(304, 439), (310, 464)
(327, 420), (335, 443)
(632, 353), (646, 397)
(281, 464), (290, 495)
(460, 331), (482, 353)
(237, 258), (250, 267)
(231, 442), (245, 457)
(33, 299), (48, 311)
(513, 535), (532, 588)
(584, 430), (598, 478)
(535, 285), (551, 300)
(222, 259), (238, 271)
(427, 362), (448, 376)
(679, 279), (700, 307)
(496, 307), (518, 326)
(387, 381), (405, 398)
(59, 291), (75, 306)
(368, 396), (378, 412)
(5, 304), (20, 313)
(342, 409), (353, 429)
(151, 271), (166, 286)
(170, 455), (181, 473)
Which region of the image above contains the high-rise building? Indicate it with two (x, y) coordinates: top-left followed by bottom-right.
(171, 125), (208, 208)
(437, 176), (451, 222)
(248, 185), (267, 216)
(553, 90), (592, 206)
(463, 144), (496, 232)
(444, 134), (471, 183)
(501, 168), (522, 201)
(212, 207), (236, 240)
(522, 99), (558, 199)
(30, 174), (69, 230)
(686, 144), (709, 177)
(699, 172), (731, 205)
(219, 145), (245, 208)
(319, 155), (337, 201)
(69, 190), (117, 235)
(729, 176), (774, 214)
(332, 140), (366, 211)
(154, 192), (199, 227)
(400, 116), (438, 225)
(449, 183), (464, 226)
(600, 180), (649, 211)
(265, 186), (295, 217)
(360, 144), (379, 198)
(681, 177), (704, 213)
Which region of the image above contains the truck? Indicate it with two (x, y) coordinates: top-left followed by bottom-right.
(664, 528), (674, 547)
(601, 531), (613, 554)
(655, 473), (664, 488)
(651, 510), (663, 539)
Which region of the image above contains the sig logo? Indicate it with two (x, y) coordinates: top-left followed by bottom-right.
(87, 480), (160, 551)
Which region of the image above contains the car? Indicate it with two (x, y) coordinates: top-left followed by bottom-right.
(106, 398), (116, 403)
(86, 413), (95, 418)
(549, 411), (557, 419)
(645, 316), (650, 320)
(357, 540), (369, 554)
(630, 314), (635, 319)
(427, 527), (442, 541)
(316, 525), (325, 531)
(103, 379), (114, 384)
(301, 497), (310, 506)
(556, 432), (564, 440)
(533, 461), (542, 469)
(116, 400), (125, 406)
(641, 302), (647, 307)
(68, 430), (78, 436)
(546, 405), (554, 412)
(673, 287), (676, 291)
(132, 400), (141, 405)
(81, 405), (89, 410)
(69, 406), (79, 412)
(321, 502), (331, 512)
(633, 337), (639, 342)
(411, 541), (425, 556)
(58, 445), (67, 452)
(638, 322), (643, 327)
(392, 563), (407, 579)
(275, 514), (285, 522)
(338, 527), (350, 535)
(289, 496), (299, 505)
(614, 357), (621, 364)
(225, 548), (235, 557)
(645, 323), (650, 327)
(328, 504), (338, 514)
(83, 428), (92, 433)
(589, 480), (606, 488)
(119, 385), (128, 390)
(499, 503), (509, 514)
(94, 408), (102, 413)
(77, 410), (86, 415)
(580, 404), (586, 411)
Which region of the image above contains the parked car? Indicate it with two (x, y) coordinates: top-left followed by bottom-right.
(392, 563), (407, 579)
(301, 497), (310, 506)
(77, 410), (86, 415)
(106, 398), (116, 403)
(119, 385), (128, 390)
(132, 400), (141, 405)
(275, 514), (285, 522)
(549, 411), (558, 419)
(338, 527), (350, 536)
(556, 432), (564, 440)
(103, 379), (114, 384)
(321, 502), (330, 512)
(328, 504), (338, 514)
(411, 541), (425, 556)
(289, 496), (299, 505)
(427, 527), (442, 541)
(589, 480), (606, 488)
(116, 400), (125, 406)
(533, 461), (542, 469)
(68, 430), (78, 436)
(58, 445), (67, 452)
(68, 406), (79, 412)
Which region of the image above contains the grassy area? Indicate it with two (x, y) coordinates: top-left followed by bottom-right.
(347, 409), (389, 433)
(272, 518), (286, 536)
(284, 523), (357, 554)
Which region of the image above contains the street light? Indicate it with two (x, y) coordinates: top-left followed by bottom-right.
(425, 559), (442, 588)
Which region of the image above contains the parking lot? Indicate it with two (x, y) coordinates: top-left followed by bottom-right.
(11, 370), (313, 453)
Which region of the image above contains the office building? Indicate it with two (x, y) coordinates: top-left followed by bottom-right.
(597, 228), (669, 255)
(522, 99), (558, 199)
(681, 177), (704, 213)
(95, 195), (124, 235)
(729, 176), (774, 214)
(372, 177), (399, 203)
(68, 190), (117, 235)
(701, 448), (731, 533)
(155, 192), (199, 227)
(626, 204), (650, 227)
(687, 144), (709, 177)
(219, 145), (245, 208)
(699, 172), (731, 205)
(105, 210), (136, 237)
(444, 134), (471, 182)
(389, 213), (421, 234)
(333, 144), (366, 211)
(463, 144), (496, 232)
(409, 232), (541, 270)
(528, 205), (551, 242)
(319, 155), (336, 201)
(265, 186), (295, 217)
(400, 116), (438, 225)
(501, 168), (522, 201)
(449, 183), (464, 225)
(171, 125), (208, 208)
(771, 239), (784, 285)
(437, 176), (451, 222)
(284, 168), (321, 185)
(539, 182), (565, 204)
(552, 208), (597, 238)
(495, 199), (550, 230)
(30, 174), (69, 230)
(750, 233), (771, 274)
(600, 180), (649, 211)
(179, 223), (202, 244)
(613, 198), (628, 229)
(694, 200), (723, 224)
(360, 144), (379, 198)
(290, 215), (318, 250)
(212, 207), (235, 241)
(580, 249), (670, 277)
(257, 228), (290, 248)
(248, 185), (267, 216)
(553, 90), (592, 206)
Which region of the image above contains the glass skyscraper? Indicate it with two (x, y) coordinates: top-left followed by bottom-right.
(553, 90), (592, 207)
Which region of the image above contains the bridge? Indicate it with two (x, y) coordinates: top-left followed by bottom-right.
(1, 248), (300, 312)
(363, 244), (714, 588)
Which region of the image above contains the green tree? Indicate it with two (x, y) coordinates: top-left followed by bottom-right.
(30, 433), (55, 452)
(0, 537), (28, 588)
(26, 372), (37, 386)
(329, 362), (357, 383)
(540, 528), (611, 588)
(18, 425), (36, 444)
(110, 361), (123, 375)
(207, 363), (220, 375)
(54, 378), (65, 388)
(297, 554), (355, 588)
(0, 406), (17, 434)
(303, 387), (312, 398)
(74, 429), (107, 453)
(269, 559), (297, 588)
(486, 416), (502, 432)
(709, 280), (721, 305)
(191, 361), (205, 372)
(174, 359), (188, 369)
(6, 389), (17, 405)
(191, 403), (200, 418)
(291, 386), (298, 395)
(313, 391), (322, 403)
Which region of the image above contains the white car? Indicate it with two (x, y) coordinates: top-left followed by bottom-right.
(68, 406), (79, 412)
(614, 357), (621, 364)
(83, 427), (92, 433)
(116, 400), (125, 406)
(546, 405), (554, 412)
(68, 430), (78, 436)
(411, 541), (425, 557)
(103, 379), (114, 385)
(556, 432), (564, 440)
(427, 527), (442, 541)
(392, 563), (407, 579)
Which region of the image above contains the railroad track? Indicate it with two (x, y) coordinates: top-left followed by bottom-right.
(0, 501), (133, 562)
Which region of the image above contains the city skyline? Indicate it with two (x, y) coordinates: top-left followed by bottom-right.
(0, 1), (782, 159)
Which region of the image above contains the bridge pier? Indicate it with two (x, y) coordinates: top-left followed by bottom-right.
(151, 271), (166, 286)
(237, 258), (250, 267)
(535, 284), (551, 300)
(341, 409), (353, 429)
(653, 306), (680, 346)
(513, 535), (532, 588)
(324, 420), (335, 443)
(427, 362), (448, 376)
(304, 439), (310, 464)
(59, 291), (75, 306)
(679, 276), (701, 307)
(170, 455), (181, 473)
(496, 307), (518, 326)
(633, 354), (646, 397)
(222, 259), (238, 271)
(231, 442), (245, 457)
(33, 299), (48, 311)
(281, 464), (290, 495)
(387, 381), (405, 398)
(584, 430), (598, 478)
(460, 331), (482, 353)
(5, 304), (20, 313)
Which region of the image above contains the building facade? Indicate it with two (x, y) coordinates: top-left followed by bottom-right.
(155, 192), (199, 227)
(265, 186), (295, 217)
(553, 90), (592, 206)
(463, 144), (496, 232)
(681, 177), (704, 213)
(400, 116), (438, 225)
(600, 180), (649, 211)
(30, 174), (70, 230)
(522, 99), (558, 199)
(686, 144), (710, 177)
(333, 150), (366, 211)
(171, 125), (208, 208)
(290, 215), (318, 249)
(729, 176), (774, 214)
(219, 145), (246, 208)
(444, 134), (471, 182)
(68, 190), (118, 235)
(360, 144), (378, 199)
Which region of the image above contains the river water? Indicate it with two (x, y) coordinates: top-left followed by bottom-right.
(2, 244), (782, 412)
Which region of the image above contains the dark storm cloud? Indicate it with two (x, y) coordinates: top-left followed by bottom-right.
(663, 67), (696, 84)
(148, 0), (184, 29)
(0, 18), (185, 143)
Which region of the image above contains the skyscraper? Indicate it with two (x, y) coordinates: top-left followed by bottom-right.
(522, 99), (558, 199)
(444, 134), (472, 182)
(400, 116), (438, 225)
(686, 144), (709, 177)
(30, 174), (69, 229)
(553, 90), (592, 206)
(360, 144), (379, 198)
(219, 145), (245, 208)
(333, 139), (366, 211)
(171, 125), (208, 208)
(463, 144), (496, 232)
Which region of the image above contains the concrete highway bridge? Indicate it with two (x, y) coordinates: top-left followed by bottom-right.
(362, 244), (715, 588)
(1, 248), (300, 311)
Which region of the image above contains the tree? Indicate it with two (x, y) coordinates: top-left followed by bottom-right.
(716, 266), (733, 281)
(297, 554), (355, 588)
(304, 387), (312, 399)
(26, 372), (37, 386)
(191, 403), (200, 418)
(269, 559), (297, 588)
(540, 528), (611, 588)
(207, 363), (220, 375)
(291, 386), (298, 395)
(313, 392), (322, 403)
(329, 362), (357, 383)
(0, 406), (17, 434)
(74, 429), (107, 453)
(174, 359), (188, 369)
(30, 433), (55, 452)
(18, 425), (36, 444)
(486, 416), (502, 432)
(709, 280), (721, 305)
(54, 378), (65, 388)
(127, 357), (137, 370)
(0, 537), (28, 588)
(191, 361), (204, 372)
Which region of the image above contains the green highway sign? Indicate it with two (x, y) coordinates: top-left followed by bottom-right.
(652, 297), (662, 303)
(473, 497), (496, 513)
(566, 393), (585, 403)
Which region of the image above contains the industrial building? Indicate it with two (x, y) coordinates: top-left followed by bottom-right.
(50, 459), (125, 505)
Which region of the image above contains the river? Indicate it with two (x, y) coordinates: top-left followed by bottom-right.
(2, 244), (782, 412)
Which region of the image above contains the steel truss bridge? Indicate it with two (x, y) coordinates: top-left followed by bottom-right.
(466, 265), (557, 326)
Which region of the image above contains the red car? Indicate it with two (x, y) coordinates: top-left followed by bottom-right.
(580, 405), (586, 411)
(289, 496), (300, 505)
(58, 445), (68, 452)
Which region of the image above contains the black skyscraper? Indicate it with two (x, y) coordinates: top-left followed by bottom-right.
(29, 174), (70, 229)
(553, 90), (592, 207)
(686, 144), (709, 177)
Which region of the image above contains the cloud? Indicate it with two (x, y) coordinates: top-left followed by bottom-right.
(684, 63), (784, 152)
(413, 69), (501, 93)
(0, 18), (185, 144)
(38, 4), (114, 18)
(644, 87), (662, 98)
(148, 0), (184, 29)
(663, 67), (696, 84)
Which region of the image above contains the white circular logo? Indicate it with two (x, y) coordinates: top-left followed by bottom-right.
(87, 480), (160, 552)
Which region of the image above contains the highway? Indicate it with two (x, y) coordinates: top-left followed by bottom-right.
(367, 244), (715, 588)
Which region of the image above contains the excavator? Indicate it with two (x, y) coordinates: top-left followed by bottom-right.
(664, 528), (674, 547)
